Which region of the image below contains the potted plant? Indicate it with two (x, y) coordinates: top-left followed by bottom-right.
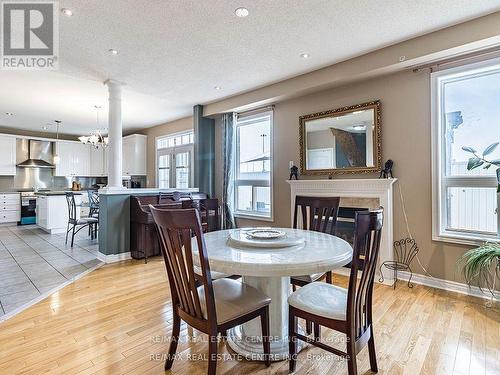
(462, 142), (500, 191)
(460, 143), (500, 302)
(458, 243), (499, 301)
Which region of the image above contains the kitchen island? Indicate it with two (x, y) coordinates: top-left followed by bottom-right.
(97, 188), (198, 262)
(36, 192), (83, 234)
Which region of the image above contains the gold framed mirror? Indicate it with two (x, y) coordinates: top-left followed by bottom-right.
(299, 100), (381, 175)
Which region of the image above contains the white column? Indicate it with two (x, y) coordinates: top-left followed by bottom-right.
(105, 79), (123, 189)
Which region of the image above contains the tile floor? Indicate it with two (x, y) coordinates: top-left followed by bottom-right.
(0, 225), (102, 317)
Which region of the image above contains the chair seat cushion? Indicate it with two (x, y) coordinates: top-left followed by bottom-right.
(73, 217), (98, 225)
(197, 278), (271, 324)
(194, 265), (229, 280)
(291, 272), (325, 283)
(288, 282), (347, 321)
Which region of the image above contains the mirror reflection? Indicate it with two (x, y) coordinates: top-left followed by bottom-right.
(300, 101), (381, 175)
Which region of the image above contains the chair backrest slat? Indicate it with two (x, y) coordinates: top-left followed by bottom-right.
(347, 209), (383, 339)
(293, 196), (341, 235)
(150, 207), (214, 323)
(65, 192), (77, 222)
(182, 198), (221, 232)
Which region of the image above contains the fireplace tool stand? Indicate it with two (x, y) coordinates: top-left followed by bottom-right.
(379, 238), (419, 289)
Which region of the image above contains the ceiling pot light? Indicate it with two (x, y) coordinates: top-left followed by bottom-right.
(61, 8), (73, 17)
(108, 49), (118, 55)
(5, 112), (13, 116)
(214, 86), (222, 90)
(300, 53), (310, 59)
(235, 7), (249, 17)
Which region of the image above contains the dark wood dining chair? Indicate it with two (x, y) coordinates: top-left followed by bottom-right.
(291, 195), (341, 288)
(150, 206), (271, 374)
(288, 208), (384, 375)
(65, 192), (98, 247)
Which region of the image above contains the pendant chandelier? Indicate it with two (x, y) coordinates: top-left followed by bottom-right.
(79, 106), (109, 149)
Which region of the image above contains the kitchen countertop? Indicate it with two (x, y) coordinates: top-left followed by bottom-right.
(35, 191), (84, 196)
(98, 187), (198, 195)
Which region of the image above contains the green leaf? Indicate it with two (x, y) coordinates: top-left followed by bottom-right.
(491, 159), (500, 166)
(483, 164), (491, 169)
(483, 142), (499, 156)
(462, 146), (477, 154)
(467, 157), (483, 170)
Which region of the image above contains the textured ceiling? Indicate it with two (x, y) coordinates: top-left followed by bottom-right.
(1, 0), (500, 135)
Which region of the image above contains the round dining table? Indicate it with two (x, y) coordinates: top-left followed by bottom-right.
(193, 228), (353, 361)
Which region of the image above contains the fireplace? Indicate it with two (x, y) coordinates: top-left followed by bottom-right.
(287, 178), (397, 285)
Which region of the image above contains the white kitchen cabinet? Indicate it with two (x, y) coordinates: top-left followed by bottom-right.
(73, 143), (91, 176)
(122, 134), (147, 176)
(0, 136), (16, 175)
(37, 194), (81, 234)
(0, 193), (20, 223)
(54, 141), (90, 177)
(90, 146), (107, 177)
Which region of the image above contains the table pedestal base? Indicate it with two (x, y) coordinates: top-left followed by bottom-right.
(226, 275), (305, 361)
(226, 323), (306, 361)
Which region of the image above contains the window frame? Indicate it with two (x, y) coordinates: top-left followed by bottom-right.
(431, 58), (500, 245)
(155, 130), (194, 189)
(233, 109), (274, 221)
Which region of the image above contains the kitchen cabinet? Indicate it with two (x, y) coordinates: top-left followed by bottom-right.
(72, 143), (91, 176)
(0, 136), (16, 175)
(54, 141), (90, 177)
(0, 193), (20, 223)
(90, 146), (107, 177)
(54, 135), (145, 178)
(122, 134), (147, 176)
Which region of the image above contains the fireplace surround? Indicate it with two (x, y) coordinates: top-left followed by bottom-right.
(288, 178), (397, 285)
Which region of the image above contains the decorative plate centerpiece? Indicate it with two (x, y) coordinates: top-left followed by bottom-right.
(228, 228), (305, 249)
(246, 228), (286, 240)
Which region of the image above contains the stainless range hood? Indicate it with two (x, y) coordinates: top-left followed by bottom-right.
(16, 139), (55, 169)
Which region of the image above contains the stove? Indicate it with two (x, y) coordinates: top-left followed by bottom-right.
(20, 191), (37, 225)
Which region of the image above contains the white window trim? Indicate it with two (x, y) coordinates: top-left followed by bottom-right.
(431, 58), (500, 245)
(234, 110), (274, 222)
(155, 130), (194, 189)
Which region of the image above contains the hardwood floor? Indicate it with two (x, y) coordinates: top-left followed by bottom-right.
(0, 258), (498, 375)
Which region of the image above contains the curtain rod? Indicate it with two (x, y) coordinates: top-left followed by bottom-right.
(236, 105), (275, 117)
(412, 45), (500, 72)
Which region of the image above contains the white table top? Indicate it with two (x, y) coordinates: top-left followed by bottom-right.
(193, 228), (353, 277)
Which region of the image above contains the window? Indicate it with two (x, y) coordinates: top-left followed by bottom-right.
(234, 110), (273, 220)
(432, 59), (500, 244)
(156, 131), (194, 189)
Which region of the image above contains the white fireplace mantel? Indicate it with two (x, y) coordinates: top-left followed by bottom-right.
(287, 178), (397, 285)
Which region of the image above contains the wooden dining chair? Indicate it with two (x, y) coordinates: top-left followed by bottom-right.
(150, 206), (271, 374)
(291, 195), (341, 288)
(288, 208), (383, 375)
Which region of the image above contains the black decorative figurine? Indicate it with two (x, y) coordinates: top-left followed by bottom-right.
(289, 165), (299, 180)
(379, 159), (394, 179)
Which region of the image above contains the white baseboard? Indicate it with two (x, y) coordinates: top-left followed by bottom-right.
(97, 251), (131, 263)
(396, 271), (499, 301)
(335, 268), (498, 302)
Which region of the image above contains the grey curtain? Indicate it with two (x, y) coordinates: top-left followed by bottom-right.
(222, 113), (236, 229)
